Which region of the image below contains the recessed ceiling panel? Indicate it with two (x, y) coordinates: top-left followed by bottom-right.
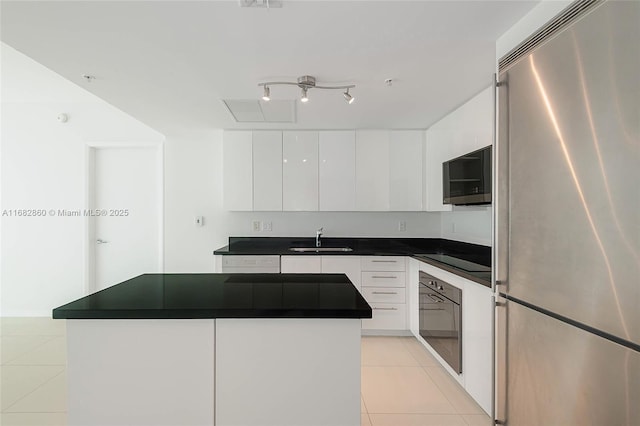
(223, 99), (295, 123)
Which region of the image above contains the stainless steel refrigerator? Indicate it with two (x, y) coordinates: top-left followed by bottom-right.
(495, 1), (639, 424)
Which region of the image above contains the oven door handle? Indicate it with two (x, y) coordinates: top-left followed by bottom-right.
(427, 293), (445, 303)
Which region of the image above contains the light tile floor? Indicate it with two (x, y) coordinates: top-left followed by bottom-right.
(1, 318), (491, 426)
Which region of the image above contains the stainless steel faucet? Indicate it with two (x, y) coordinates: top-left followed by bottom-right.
(316, 227), (323, 247)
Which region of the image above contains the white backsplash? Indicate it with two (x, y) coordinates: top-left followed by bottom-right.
(440, 205), (492, 246)
(223, 211), (442, 239)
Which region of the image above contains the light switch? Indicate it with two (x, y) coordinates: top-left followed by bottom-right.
(195, 216), (204, 227)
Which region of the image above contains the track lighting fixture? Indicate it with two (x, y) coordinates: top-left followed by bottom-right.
(343, 89), (354, 104)
(262, 86), (270, 101)
(258, 75), (355, 104)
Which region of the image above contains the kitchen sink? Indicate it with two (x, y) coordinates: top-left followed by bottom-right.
(289, 247), (353, 253)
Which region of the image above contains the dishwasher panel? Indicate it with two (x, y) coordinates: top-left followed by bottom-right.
(221, 255), (281, 273)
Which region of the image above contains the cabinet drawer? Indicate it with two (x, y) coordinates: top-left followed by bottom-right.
(361, 271), (406, 288)
(361, 256), (406, 271)
(362, 303), (407, 330)
(362, 287), (406, 304)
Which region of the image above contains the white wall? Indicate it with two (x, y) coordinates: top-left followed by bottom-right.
(496, 1), (571, 61)
(163, 128), (225, 272)
(223, 211), (441, 239)
(0, 44), (164, 316)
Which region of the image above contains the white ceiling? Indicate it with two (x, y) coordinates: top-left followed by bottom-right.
(0, 1), (538, 133)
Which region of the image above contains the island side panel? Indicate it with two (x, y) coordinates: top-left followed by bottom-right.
(216, 318), (361, 426)
(67, 319), (215, 426)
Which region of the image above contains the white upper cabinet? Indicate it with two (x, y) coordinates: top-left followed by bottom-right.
(223, 130), (253, 211)
(450, 87), (492, 157)
(253, 131), (282, 211)
(425, 125), (453, 212)
(319, 131), (356, 211)
(223, 128), (429, 212)
(355, 130), (390, 211)
(282, 131), (319, 211)
(389, 130), (424, 211)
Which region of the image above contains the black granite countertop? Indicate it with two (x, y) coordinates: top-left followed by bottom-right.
(214, 237), (492, 287)
(53, 273), (372, 320)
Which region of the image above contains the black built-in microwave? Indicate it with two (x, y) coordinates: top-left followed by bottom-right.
(442, 145), (492, 205)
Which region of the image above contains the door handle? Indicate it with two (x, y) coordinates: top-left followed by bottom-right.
(97, 239), (109, 244)
(427, 293), (445, 303)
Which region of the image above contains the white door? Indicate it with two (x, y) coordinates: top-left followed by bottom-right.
(92, 146), (161, 291)
(282, 131), (319, 211)
(355, 130), (390, 211)
(319, 131), (356, 211)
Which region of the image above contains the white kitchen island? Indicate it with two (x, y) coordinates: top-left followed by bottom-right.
(54, 273), (371, 426)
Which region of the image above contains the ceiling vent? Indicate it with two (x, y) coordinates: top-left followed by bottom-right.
(498, 0), (602, 73)
(239, 0), (282, 8)
(223, 99), (296, 123)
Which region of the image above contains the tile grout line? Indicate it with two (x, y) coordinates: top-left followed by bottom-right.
(400, 337), (487, 418)
(1, 335), (60, 365)
(360, 393), (372, 425)
(420, 365), (483, 417)
(399, 337), (427, 367)
(2, 369), (66, 413)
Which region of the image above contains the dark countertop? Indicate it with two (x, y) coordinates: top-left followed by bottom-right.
(214, 237), (492, 287)
(53, 273), (372, 320)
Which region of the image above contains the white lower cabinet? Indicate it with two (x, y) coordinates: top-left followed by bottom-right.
(280, 256), (321, 273)
(361, 287), (405, 304)
(462, 280), (493, 414)
(280, 255), (408, 333)
(321, 256), (361, 290)
(360, 256), (408, 332)
(363, 304), (407, 330)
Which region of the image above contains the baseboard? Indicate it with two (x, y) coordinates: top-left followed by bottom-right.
(361, 329), (413, 337)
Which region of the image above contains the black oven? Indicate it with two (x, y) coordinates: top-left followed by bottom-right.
(419, 271), (462, 374)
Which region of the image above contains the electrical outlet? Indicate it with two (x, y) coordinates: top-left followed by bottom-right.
(398, 221), (406, 232)
(252, 221), (262, 232)
(263, 221), (272, 231)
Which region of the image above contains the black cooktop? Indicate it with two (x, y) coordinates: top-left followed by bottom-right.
(416, 254), (491, 272)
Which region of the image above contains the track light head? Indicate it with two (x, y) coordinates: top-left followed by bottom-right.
(262, 86), (270, 101)
(301, 87), (309, 103)
(343, 89), (354, 104)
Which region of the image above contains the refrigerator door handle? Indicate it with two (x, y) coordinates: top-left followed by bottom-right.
(495, 295), (508, 425)
(494, 71), (510, 294)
